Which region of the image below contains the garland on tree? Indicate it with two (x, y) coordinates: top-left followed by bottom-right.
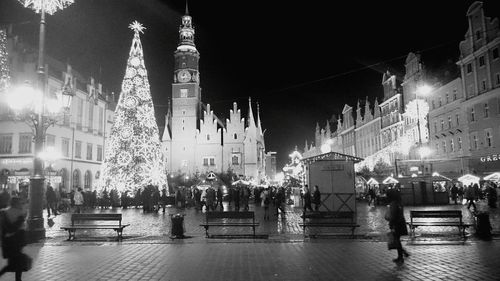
(99, 21), (167, 193)
(0, 29), (10, 93)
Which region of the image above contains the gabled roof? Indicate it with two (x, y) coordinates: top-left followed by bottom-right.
(342, 104), (352, 114)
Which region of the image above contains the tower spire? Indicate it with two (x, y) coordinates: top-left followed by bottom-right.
(185, 0), (189, 15)
(247, 97), (255, 128)
(257, 102), (263, 136)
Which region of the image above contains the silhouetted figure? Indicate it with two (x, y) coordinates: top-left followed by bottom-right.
(313, 185), (321, 211)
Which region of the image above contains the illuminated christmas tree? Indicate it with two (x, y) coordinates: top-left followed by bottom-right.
(0, 29), (10, 92)
(99, 21), (167, 193)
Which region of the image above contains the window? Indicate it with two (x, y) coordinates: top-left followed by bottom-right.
(486, 129), (493, 147)
(481, 80), (487, 91)
(76, 98), (83, 130)
(180, 89), (188, 98)
(232, 155), (239, 165)
(434, 122), (437, 133)
(448, 116), (452, 129)
(484, 103), (489, 118)
(458, 137), (462, 150)
(466, 63), (472, 74)
(440, 119), (444, 131)
(0, 135), (12, 154)
(435, 143), (439, 152)
(438, 98), (442, 107)
(493, 48), (499, 59)
(442, 141), (447, 153)
(456, 114), (460, 126)
(206, 134), (210, 141)
(75, 141), (82, 158)
(202, 156), (215, 166)
(46, 134), (55, 147)
(19, 134), (32, 153)
(445, 94), (449, 104)
(86, 143), (92, 160)
(471, 108), (475, 121)
(63, 112), (70, 127)
(479, 56), (485, 67)
(431, 100), (435, 109)
(84, 170), (91, 190)
(72, 169), (80, 189)
(88, 103), (94, 132)
(453, 89), (457, 100)
(98, 107), (104, 135)
(472, 134), (478, 150)
(233, 133), (237, 140)
(97, 145), (103, 162)
(62, 138), (70, 157)
(450, 139), (455, 152)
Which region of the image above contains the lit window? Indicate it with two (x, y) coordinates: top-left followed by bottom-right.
(486, 129), (493, 147)
(232, 155), (239, 165)
(180, 89), (188, 98)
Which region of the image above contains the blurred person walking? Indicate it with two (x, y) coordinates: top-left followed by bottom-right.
(0, 197), (31, 281)
(73, 188), (84, 214)
(386, 189), (410, 264)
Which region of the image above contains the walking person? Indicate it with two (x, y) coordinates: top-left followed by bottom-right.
(216, 186), (224, 211)
(465, 184), (477, 212)
(450, 184), (459, 205)
(487, 183), (497, 208)
(386, 189), (410, 264)
(302, 185), (314, 212)
(313, 185), (321, 211)
(206, 186), (216, 212)
(73, 188), (84, 214)
(45, 184), (58, 217)
(261, 188), (270, 220)
(0, 197), (31, 281)
(161, 188), (168, 213)
(367, 187), (376, 206)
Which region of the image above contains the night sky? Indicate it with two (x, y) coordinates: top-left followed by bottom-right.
(2, 0), (500, 168)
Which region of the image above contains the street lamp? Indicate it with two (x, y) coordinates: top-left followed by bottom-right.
(6, 83), (72, 240)
(13, 0), (74, 242)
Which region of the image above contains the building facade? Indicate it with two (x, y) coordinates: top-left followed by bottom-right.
(161, 10), (266, 181)
(0, 30), (116, 193)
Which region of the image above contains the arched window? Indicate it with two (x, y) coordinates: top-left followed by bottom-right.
(72, 169), (80, 189)
(233, 133), (237, 140)
(84, 170), (92, 190)
(59, 168), (68, 192)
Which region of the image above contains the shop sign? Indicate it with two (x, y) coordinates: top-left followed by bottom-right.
(480, 154), (499, 162)
(0, 158), (32, 166)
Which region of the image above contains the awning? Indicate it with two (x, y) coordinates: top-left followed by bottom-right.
(457, 174), (480, 185)
(484, 172), (500, 182)
(383, 176), (399, 184)
(367, 177), (379, 185)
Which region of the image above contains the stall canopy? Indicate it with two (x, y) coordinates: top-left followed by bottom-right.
(432, 172), (452, 182)
(367, 177), (379, 185)
(457, 174), (480, 186)
(484, 172), (500, 182)
(232, 179), (250, 186)
(383, 176), (399, 185)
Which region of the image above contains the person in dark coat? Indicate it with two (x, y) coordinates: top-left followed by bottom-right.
(0, 197), (29, 281)
(233, 187), (240, 211)
(216, 186), (224, 211)
(161, 188), (168, 213)
(487, 183), (497, 208)
(313, 185), (321, 211)
(450, 184), (459, 205)
(45, 185), (58, 217)
(387, 189), (410, 264)
(303, 185), (313, 212)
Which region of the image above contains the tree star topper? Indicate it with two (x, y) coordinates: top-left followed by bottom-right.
(129, 21), (146, 34)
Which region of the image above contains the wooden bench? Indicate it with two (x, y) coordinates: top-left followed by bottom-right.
(199, 211), (260, 238)
(299, 211), (360, 238)
(408, 210), (470, 239)
(60, 213), (130, 241)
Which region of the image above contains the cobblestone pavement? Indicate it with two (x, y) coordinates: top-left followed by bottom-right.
(43, 199), (500, 242)
(1, 240), (499, 280)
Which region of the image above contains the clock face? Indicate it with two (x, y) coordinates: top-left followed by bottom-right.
(177, 70), (191, 83)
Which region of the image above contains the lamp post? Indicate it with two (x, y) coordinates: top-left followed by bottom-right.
(10, 0), (73, 241)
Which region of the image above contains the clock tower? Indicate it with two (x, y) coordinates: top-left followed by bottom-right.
(170, 4), (201, 174)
